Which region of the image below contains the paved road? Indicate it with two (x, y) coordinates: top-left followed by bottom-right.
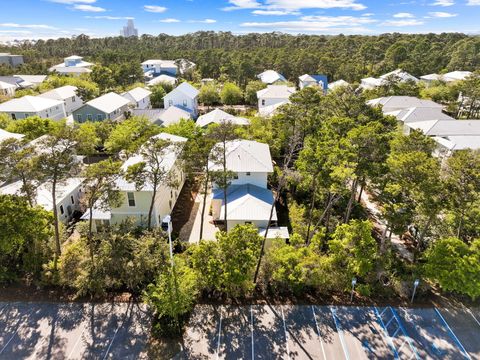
(181, 304), (480, 360)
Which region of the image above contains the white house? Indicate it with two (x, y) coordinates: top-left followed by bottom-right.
(156, 106), (192, 127)
(0, 95), (66, 120)
(209, 140), (278, 230)
(81, 133), (187, 231)
(163, 82), (199, 117)
(142, 60), (178, 76)
(0, 177), (84, 224)
(367, 96), (443, 113)
(384, 107), (454, 124)
(420, 71), (472, 85)
(73, 92), (130, 122)
(196, 108), (250, 128)
(257, 85), (296, 114)
(328, 79), (350, 91)
(38, 85), (83, 115)
(147, 74), (177, 87)
(0, 80), (16, 97)
(49, 55), (93, 76)
(122, 87), (152, 110)
(257, 70), (287, 84)
(360, 69), (418, 90)
(298, 74), (328, 91)
(404, 120), (480, 136)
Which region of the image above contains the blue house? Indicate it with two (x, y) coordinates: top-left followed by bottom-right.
(298, 74), (328, 92)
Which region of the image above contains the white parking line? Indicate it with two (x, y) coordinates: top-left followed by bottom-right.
(330, 307), (350, 360)
(250, 306), (254, 360)
(0, 308), (34, 355)
(466, 308), (480, 328)
(311, 306), (327, 360)
(374, 307), (399, 359)
(216, 307), (222, 360)
(434, 308), (471, 360)
(280, 306), (291, 360)
(68, 328), (86, 359)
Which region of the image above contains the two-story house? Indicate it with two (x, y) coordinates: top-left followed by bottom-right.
(0, 95), (66, 120)
(73, 92), (130, 122)
(81, 133), (187, 231)
(38, 85), (83, 116)
(257, 85), (296, 117)
(142, 60), (178, 77)
(298, 74), (328, 92)
(49, 55), (93, 76)
(209, 139), (278, 231)
(163, 82), (199, 117)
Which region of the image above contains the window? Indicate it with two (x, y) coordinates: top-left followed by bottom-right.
(261, 100), (265, 106)
(245, 221), (252, 225)
(11, 113), (16, 120)
(77, 114), (82, 122)
(72, 96), (76, 102)
(183, 100), (187, 107)
(60, 205), (64, 215)
(71, 195), (75, 204)
(169, 200), (172, 209)
(246, 172), (251, 176)
(97, 114), (103, 121)
(87, 114), (92, 121)
(234, 173), (239, 179)
(25, 113), (30, 118)
(168, 100), (173, 106)
(170, 190), (173, 199)
(127, 192), (136, 207)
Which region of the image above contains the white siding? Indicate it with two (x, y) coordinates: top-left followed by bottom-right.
(164, 92), (198, 116)
(258, 97), (288, 110)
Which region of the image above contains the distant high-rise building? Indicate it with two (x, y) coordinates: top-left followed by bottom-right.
(121, 19), (138, 37)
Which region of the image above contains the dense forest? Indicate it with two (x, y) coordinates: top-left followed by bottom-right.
(1, 32), (480, 85)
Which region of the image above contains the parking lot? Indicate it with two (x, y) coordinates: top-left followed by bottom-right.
(0, 301), (151, 359)
(182, 304), (480, 359)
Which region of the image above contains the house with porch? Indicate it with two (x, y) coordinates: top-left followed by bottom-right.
(163, 82), (199, 117)
(0, 95), (66, 120)
(81, 133), (187, 231)
(73, 92), (130, 122)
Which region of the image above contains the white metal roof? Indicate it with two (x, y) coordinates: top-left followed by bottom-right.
(443, 71), (472, 82)
(385, 107), (454, 123)
(420, 73), (442, 81)
(433, 135), (480, 151)
(158, 106), (192, 126)
(259, 101), (289, 117)
(0, 177), (83, 212)
(147, 74), (177, 86)
(209, 139), (273, 173)
(13, 75), (48, 85)
(0, 80), (16, 90)
(49, 67), (92, 74)
(65, 55), (83, 60)
(328, 79), (349, 90)
(213, 184), (277, 222)
(257, 85), (296, 99)
(406, 120), (480, 136)
(122, 87), (152, 102)
(380, 69), (419, 82)
(0, 95), (64, 113)
(258, 226), (290, 239)
(196, 108), (250, 127)
(368, 96), (443, 112)
(165, 82), (199, 99)
(38, 85), (78, 101)
(0, 128), (24, 142)
(257, 70), (286, 84)
(85, 92), (130, 114)
(142, 59), (178, 68)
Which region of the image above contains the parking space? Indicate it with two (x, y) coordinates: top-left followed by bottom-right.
(183, 304), (480, 360)
(0, 301), (151, 359)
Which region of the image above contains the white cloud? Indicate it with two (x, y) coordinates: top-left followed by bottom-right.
(48, 0), (96, 3)
(0, 23), (57, 29)
(73, 4), (105, 12)
(0, 30), (32, 34)
(188, 19), (217, 23)
(467, 0), (480, 4)
(428, 11), (458, 17)
(159, 18), (181, 23)
(381, 19), (424, 26)
(430, 0), (455, 5)
(241, 15), (376, 33)
(252, 9), (300, 15)
(85, 16), (134, 20)
(224, 0), (366, 11)
(362, 13), (374, 16)
(144, 5), (167, 13)
(393, 12), (415, 18)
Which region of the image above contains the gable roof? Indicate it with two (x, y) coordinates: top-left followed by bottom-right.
(0, 95), (63, 113)
(0, 80), (16, 90)
(38, 85), (78, 101)
(122, 87), (152, 102)
(142, 59), (178, 68)
(65, 55), (83, 60)
(147, 74), (177, 86)
(368, 96), (443, 112)
(433, 136), (480, 151)
(157, 106), (192, 126)
(196, 108), (250, 127)
(257, 70), (286, 84)
(406, 120), (480, 136)
(380, 69), (419, 82)
(165, 82), (199, 99)
(299, 74), (327, 83)
(209, 139), (273, 173)
(328, 79), (349, 90)
(385, 107), (454, 123)
(213, 184), (277, 221)
(257, 85), (296, 99)
(85, 92), (130, 113)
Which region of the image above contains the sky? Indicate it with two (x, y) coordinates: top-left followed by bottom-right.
(0, 0), (479, 42)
